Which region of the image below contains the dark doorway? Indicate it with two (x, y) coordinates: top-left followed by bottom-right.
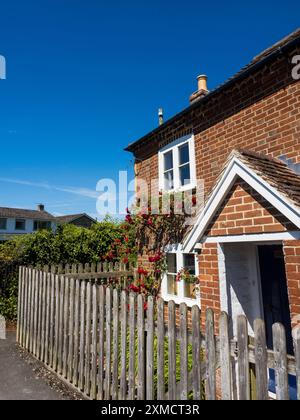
(258, 244), (296, 399)
(258, 244), (293, 354)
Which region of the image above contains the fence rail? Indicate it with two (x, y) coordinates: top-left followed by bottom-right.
(17, 267), (300, 400)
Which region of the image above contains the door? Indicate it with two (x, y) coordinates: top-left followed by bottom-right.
(258, 244), (296, 399)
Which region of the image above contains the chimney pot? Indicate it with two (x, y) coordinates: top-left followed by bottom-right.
(189, 74), (209, 105)
(197, 74), (208, 92)
(37, 204), (45, 212)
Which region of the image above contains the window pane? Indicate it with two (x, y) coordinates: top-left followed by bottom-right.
(184, 283), (196, 299)
(179, 143), (190, 165)
(183, 253), (196, 275)
(15, 219), (25, 230)
(164, 150), (173, 171)
(164, 170), (174, 190)
(0, 218), (7, 230)
(167, 274), (178, 296)
(167, 253), (177, 273)
(179, 164), (191, 186)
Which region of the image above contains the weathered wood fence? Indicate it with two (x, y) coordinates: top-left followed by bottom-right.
(17, 267), (300, 400)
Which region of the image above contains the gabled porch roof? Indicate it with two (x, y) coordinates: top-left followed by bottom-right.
(184, 149), (300, 251)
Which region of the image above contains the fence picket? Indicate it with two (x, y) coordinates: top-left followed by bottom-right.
(112, 289), (119, 400)
(128, 293), (136, 400)
(105, 287), (112, 400)
(157, 298), (165, 401)
(180, 303), (188, 400)
(73, 279), (80, 387)
(237, 315), (250, 400)
(137, 294), (145, 400)
(97, 286), (105, 400)
(57, 275), (65, 375)
(45, 273), (51, 365)
(16, 267), (23, 343)
(254, 319), (268, 400)
(49, 273), (55, 368)
(219, 312), (232, 400)
(273, 323), (289, 400)
(84, 281), (92, 396)
(78, 281), (86, 391)
(191, 305), (201, 400)
(168, 300), (176, 400)
(53, 275), (60, 370)
(33, 269), (39, 356)
(67, 278), (75, 382)
(90, 283), (98, 399)
(62, 277), (70, 378)
(120, 290), (127, 400)
(146, 296), (154, 400)
(205, 308), (216, 400)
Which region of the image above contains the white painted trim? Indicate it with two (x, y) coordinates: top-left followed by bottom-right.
(160, 246), (200, 308)
(203, 231), (300, 243)
(184, 156), (300, 252)
(158, 134), (197, 193)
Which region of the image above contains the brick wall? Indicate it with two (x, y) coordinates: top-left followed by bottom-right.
(205, 177), (297, 237)
(283, 240), (300, 327)
(197, 243), (220, 327)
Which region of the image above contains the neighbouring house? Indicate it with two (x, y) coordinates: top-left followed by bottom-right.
(55, 213), (97, 229)
(0, 204), (56, 241)
(125, 27), (300, 370)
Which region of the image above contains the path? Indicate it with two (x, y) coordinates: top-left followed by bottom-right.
(0, 332), (67, 400)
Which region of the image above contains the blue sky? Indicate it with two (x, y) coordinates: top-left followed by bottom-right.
(0, 0), (299, 218)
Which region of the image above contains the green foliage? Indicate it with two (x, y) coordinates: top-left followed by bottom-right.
(0, 218), (135, 266)
(0, 217), (136, 320)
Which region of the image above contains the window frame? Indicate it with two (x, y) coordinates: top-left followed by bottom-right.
(161, 244), (200, 308)
(0, 218), (7, 230)
(158, 134), (196, 193)
(15, 219), (26, 231)
(33, 220), (52, 231)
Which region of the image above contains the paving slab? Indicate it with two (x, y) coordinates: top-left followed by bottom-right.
(0, 332), (67, 400)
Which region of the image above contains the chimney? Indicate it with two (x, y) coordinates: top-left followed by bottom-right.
(37, 204), (45, 212)
(158, 107), (164, 126)
(189, 74), (209, 105)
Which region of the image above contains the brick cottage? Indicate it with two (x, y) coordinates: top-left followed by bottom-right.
(125, 29), (300, 355)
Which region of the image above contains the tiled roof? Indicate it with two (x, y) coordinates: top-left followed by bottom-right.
(0, 207), (55, 220)
(229, 149), (300, 208)
(55, 214), (95, 224)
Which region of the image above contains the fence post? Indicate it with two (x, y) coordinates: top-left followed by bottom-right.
(97, 285), (105, 400)
(120, 290), (128, 400)
(146, 296), (154, 400)
(192, 305), (201, 400)
(157, 298), (165, 400)
(128, 293), (136, 400)
(205, 308), (216, 400)
(168, 300), (176, 400)
(237, 315), (250, 400)
(254, 319), (268, 400)
(105, 287), (112, 400)
(112, 289), (119, 400)
(219, 312), (232, 400)
(137, 294), (145, 400)
(179, 303), (188, 400)
(273, 323), (289, 400)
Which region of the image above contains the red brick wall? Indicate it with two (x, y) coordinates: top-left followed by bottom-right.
(283, 240), (300, 328)
(205, 178), (297, 237)
(197, 243), (220, 328)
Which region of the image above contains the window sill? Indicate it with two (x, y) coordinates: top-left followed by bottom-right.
(161, 293), (200, 308)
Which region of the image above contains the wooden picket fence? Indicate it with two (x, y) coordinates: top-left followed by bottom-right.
(17, 267), (300, 400)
